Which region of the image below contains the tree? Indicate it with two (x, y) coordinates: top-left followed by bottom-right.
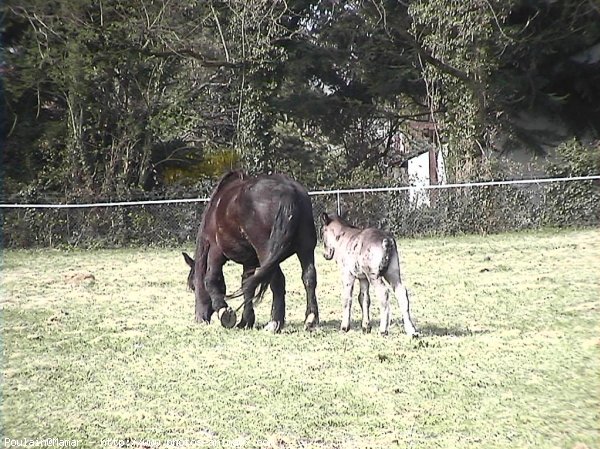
(3, 0), (240, 197)
(3, 0), (598, 199)
(268, 0), (430, 177)
(408, 0), (600, 178)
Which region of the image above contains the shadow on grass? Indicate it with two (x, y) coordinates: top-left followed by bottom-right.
(281, 319), (372, 334)
(315, 319), (343, 330)
(418, 322), (489, 337)
(307, 320), (489, 337)
(266, 320), (488, 338)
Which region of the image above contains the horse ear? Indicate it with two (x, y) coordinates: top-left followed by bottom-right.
(321, 212), (332, 225)
(182, 252), (194, 268)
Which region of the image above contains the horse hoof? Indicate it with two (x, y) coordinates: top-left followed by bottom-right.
(304, 313), (318, 330)
(218, 307), (237, 329)
(236, 320), (253, 330)
(362, 325), (372, 334)
(340, 325), (350, 333)
(264, 321), (281, 333)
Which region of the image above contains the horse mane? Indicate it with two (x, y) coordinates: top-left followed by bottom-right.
(199, 171), (246, 232)
(211, 170), (246, 195)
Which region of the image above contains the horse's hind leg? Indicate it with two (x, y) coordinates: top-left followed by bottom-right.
(264, 265), (286, 333)
(298, 249), (319, 330)
(384, 267), (418, 337)
(237, 264), (257, 329)
(340, 272), (355, 332)
(358, 278), (372, 333)
(372, 277), (391, 336)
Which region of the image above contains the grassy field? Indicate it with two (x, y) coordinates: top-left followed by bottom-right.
(1, 229), (599, 449)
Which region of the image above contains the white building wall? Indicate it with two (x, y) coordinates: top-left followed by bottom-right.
(407, 149), (447, 206)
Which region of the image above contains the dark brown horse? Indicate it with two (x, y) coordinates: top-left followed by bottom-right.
(183, 170), (319, 332)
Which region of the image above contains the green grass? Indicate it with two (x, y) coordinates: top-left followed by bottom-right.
(1, 229), (599, 448)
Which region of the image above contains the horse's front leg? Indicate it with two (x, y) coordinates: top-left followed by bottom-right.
(186, 253), (214, 324)
(264, 266), (285, 333)
(194, 284), (214, 324)
(237, 264), (257, 329)
(204, 250), (235, 328)
(340, 272), (355, 332)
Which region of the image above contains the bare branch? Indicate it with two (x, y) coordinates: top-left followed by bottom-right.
(210, 3), (230, 63)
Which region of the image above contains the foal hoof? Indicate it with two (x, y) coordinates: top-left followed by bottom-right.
(304, 313), (318, 331)
(405, 326), (420, 338)
(362, 325), (372, 334)
(218, 307), (237, 329)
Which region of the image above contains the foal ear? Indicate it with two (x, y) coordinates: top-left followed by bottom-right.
(182, 252), (194, 268)
(321, 212), (332, 225)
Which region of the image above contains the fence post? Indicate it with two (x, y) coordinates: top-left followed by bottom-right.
(336, 191), (341, 215)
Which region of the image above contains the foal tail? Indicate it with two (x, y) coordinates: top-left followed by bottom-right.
(228, 200), (300, 304)
(378, 237), (395, 277)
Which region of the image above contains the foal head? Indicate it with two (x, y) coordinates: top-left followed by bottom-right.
(320, 212), (345, 260)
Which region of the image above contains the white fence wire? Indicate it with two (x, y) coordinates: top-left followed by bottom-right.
(1, 175), (599, 247)
(1, 175), (598, 210)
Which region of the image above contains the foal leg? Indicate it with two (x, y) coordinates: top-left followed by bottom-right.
(340, 272), (355, 332)
(298, 250), (319, 330)
(264, 265), (286, 333)
(358, 278), (372, 333)
(237, 264), (256, 329)
(372, 277), (391, 336)
(384, 269), (418, 337)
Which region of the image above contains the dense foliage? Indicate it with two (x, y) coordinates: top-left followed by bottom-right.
(1, 1), (599, 248)
(3, 0), (599, 198)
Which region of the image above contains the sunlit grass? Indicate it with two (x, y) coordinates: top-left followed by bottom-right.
(2, 229), (599, 448)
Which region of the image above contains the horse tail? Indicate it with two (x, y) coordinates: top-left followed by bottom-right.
(378, 237), (394, 277)
(229, 200), (300, 304)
